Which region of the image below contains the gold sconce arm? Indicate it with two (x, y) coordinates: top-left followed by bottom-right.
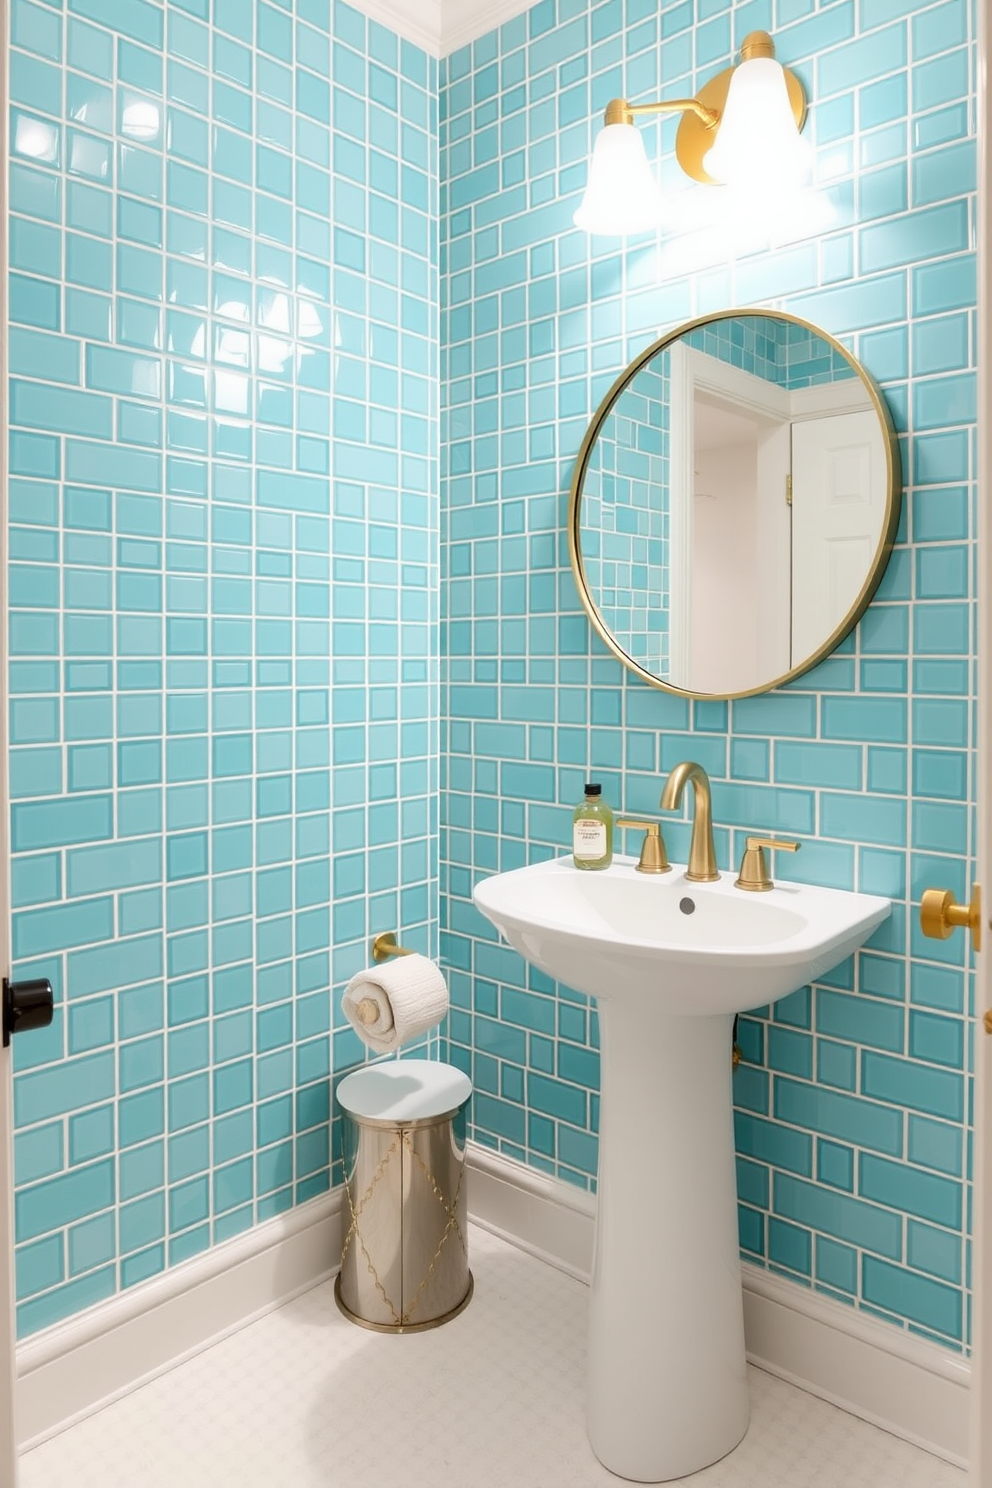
(596, 32), (807, 186)
(605, 96), (720, 130)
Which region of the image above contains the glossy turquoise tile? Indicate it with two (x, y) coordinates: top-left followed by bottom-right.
(860, 202), (968, 275)
(774, 1173), (901, 1260)
(12, 796), (113, 853)
(913, 255), (975, 316)
(820, 696), (907, 744)
(10, 50), (62, 118)
(907, 1219), (962, 1286)
(15, 1233), (64, 1302)
(815, 1137), (854, 1192)
(16, 1266), (116, 1336)
(913, 49), (969, 113)
(913, 696), (968, 747)
(69, 0), (163, 50)
(7, 0), (979, 1350)
(909, 1009), (963, 1069)
(10, 163), (62, 224)
(821, 793), (906, 848)
(774, 1077), (903, 1156)
(10, 273), (61, 331)
(815, 1234), (857, 1294)
(13, 0), (63, 62)
(907, 1114), (963, 1177)
(768, 1216), (812, 1277)
(734, 1111), (812, 1177)
(68, 18), (113, 80)
(862, 1255), (961, 1339)
(816, 990), (903, 1053)
(15, 897), (115, 964)
(911, 799), (967, 853)
(912, 746), (966, 800)
(15, 1160), (115, 1243)
(15, 1124), (64, 1188)
(68, 1107), (115, 1167)
(862, 1052), (963, 1122)
(860, 1151), (961, 1228)
(913, 372), (975, 430)
(120, 1193), (165, 1254)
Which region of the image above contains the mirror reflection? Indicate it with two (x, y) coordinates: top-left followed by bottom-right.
(572, 312), (900, 698)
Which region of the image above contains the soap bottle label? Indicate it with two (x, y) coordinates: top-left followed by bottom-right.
(574, 819), (607, 859)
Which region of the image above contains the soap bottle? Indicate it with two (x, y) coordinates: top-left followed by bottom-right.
(572, 782), (614, 870)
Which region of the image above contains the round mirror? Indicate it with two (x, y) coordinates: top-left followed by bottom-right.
(569, 310), (902, 699)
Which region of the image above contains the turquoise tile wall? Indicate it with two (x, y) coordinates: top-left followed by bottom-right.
(439, 0), (975, 1350)
(8, 0), (439, 1336)
(581, 359), (670, 674)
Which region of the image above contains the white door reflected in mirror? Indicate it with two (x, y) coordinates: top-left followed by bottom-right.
(570, 310), (901, 700)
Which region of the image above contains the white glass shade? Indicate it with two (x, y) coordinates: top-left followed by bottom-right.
(702, 57), (812, 190)
(574, 123), (665, 235)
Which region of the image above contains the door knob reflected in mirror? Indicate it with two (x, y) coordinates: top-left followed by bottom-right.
(919, 884), (982, 953)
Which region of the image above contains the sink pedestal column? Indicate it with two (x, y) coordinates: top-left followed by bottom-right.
(587, 1005), (749, 1482)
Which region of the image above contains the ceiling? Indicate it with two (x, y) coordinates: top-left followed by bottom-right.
(364, 0), (535, 59)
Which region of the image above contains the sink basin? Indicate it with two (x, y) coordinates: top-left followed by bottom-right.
(472, 855), (891, 1015)
(473, 856), (890, 1483)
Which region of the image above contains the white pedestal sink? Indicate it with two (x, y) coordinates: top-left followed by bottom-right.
(473, 857), (890, 1483)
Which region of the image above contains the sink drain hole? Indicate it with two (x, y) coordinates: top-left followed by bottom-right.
(679, 897), (696, 915)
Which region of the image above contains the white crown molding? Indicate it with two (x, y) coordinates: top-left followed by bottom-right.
(353, 0), (536, 60)
(466, 1144), (971, 1468)
(440, 0), (536, 57)
(354, 0), (444, 58)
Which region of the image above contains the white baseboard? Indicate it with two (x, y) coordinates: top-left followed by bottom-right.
(467, 1141), (596, 1282)
(466, 1143), (971, 1469)
(15, 1145), (972, 1470)
(742, 1265), (969, 1468)
(16, 1191), (342, 1450)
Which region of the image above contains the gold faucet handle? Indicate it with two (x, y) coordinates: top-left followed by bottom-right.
(616, 818), (671, 874)
(734, 836), (800, 893)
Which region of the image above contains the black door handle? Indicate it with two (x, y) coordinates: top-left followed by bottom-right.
(2, 978), (54, 1047)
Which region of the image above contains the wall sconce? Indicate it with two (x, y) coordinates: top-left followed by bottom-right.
(574, 31), (810, 235)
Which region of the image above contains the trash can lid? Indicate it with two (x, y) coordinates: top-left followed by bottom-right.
(336, 1059), (472, 1124)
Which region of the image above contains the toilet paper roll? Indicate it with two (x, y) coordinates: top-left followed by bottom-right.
(342, 954), (449, 1055)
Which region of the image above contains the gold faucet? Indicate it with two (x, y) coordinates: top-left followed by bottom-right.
(660, 761), (720, 882)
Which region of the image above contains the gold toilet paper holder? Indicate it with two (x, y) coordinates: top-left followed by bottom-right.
(354, 933), (415, 1026)
(371, 931), (413, 962)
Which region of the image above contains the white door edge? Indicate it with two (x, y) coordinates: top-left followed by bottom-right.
(667, 341), (693, 688)
(1, 1058), (16, 1484)
(972, 1), (991, 1482)
(0, 0), (19, 1477)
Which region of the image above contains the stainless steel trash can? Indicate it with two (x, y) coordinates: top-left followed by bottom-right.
(334, 1059), (473, 1333)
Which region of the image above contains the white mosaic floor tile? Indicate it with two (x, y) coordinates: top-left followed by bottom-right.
(19, 1226), (965, 1488)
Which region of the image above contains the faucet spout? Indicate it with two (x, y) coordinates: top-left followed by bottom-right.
(660, 761), (720, 882)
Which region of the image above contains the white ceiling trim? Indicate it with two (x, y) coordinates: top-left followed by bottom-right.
(356, 0), (443, 57)
(441, 0), (536, 56)
(354, 0), (535, 59)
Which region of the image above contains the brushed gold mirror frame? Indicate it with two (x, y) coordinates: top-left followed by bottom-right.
(568, 308), (903, 701)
